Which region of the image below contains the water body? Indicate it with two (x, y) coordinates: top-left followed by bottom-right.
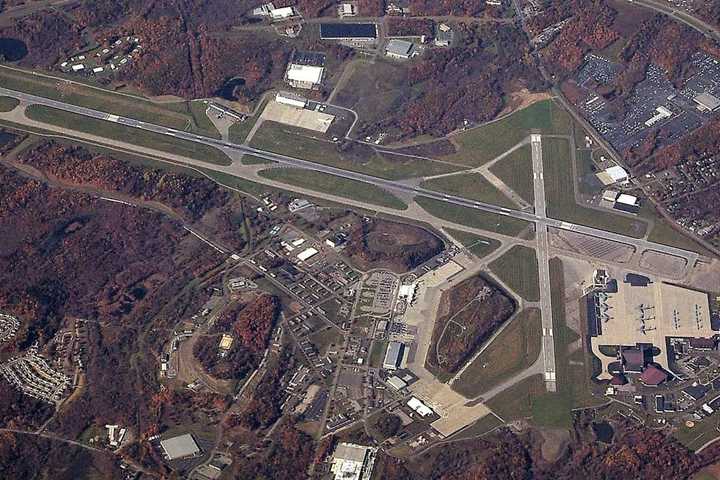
(592, 421), (614, 444)
(216, 77), (245, 101)
(0, 38), (28, 61)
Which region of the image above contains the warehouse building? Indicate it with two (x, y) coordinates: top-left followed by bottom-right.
(284, 51), (326, 90)
(160, 433), (201, 460)
(693, 92), (720, 112)
(383, 341), (404, 370)
(588, 272), (713, 380)
(320, 23), (377, 42)
(385, 39), (415, 59)
(330, 443), (377, 480)
(595, 165), (629, 186)
(275, 91), (308, 109)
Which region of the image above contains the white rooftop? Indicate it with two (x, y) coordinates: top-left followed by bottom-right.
(286, 64), (324, 85)
(160, 434), (200, 460)
(605, 165), (628, 182)
(616, 193), (638, 206)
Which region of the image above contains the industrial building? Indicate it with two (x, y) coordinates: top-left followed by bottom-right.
(160, 433), (201, 460)
(613, 193), (640, 214)
(434, 24), (454, 47)
(275, 91), (308, 109)
(320, 23), (377, 41)
(588, 272), (713, 380)
(284, 51), (326, 89)
(330, 443), (377, 480)
(407, 397), (434, 417)
(693, 92), (720, 112)
(383, 341), (404, 370)
(385, 39), (415, 59)
(595, 165), (629, 186)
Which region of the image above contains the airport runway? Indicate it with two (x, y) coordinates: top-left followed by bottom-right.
(531, 134), (557, 392)
(0, 86), (703, 269)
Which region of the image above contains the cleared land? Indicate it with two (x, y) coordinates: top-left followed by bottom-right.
(542, 137), (647, 238)
(488, 245), (540, 302)
(250, 121), (461, 179)
(453, 308), (542, 398)
(0, 96), (20, 112)
(444, 229), (501, 258)
(258, 168), (407, 210)
(26, 105), (231, 166)
(228, 97), (269, 144)
(415, 197), (531, 237)
(421, 173), (516, 208)
(489, 145), (535, 205)
(440, 100), (571, 167)
(0, 66), (215, 135)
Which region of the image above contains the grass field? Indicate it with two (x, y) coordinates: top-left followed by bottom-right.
(26, 105), (231, 166)
(309, 326), (344, 356)
(486, 374), (546, 421)
(369, 341), (387, 368)
(259, 168), (407, 210)
(228, 97), (269, 144)
(421, 173), (517, 208)
(453, 308), (542, 398)
(489, 145), (535, 205)
(640, 204), (717, 257)
(250, 121), (461, 179)
(242, 154), (274, 165)
(188, 100), (221, 139)
(0, 66), (217, 135)
(0, 96), (19, 112)
(443, 228), (501, 258)
(440, 99), (571, 167)
(416, 197), (531, 237)
(542, 137), (648, 238)
(450, 413), (505, 441)
(488, 246), (540, 301)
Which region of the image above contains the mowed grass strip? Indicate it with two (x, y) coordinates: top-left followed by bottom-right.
(0, 96), (20, 112)
(443, 228), (501, 258)
(26, 105), (231, 165)
(489, 145), (535, 205)
(259, 167), (407, 210)
(486, 374), (546, 421)
(421, 173), (517, 208)
(250, 121), (461, 179)
(416, 197), (531, 237)
(489, 245), (540, 302)
(542, 137), (647, 238)
(453, 308), (542, 398)
(441, 99), (571, 167)
(0, 66), (213, 134)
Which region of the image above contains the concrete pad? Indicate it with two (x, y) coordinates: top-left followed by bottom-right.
(262, 101), (335, 133)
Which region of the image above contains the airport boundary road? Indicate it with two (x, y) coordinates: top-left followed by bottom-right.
(0, 86), (703, 267)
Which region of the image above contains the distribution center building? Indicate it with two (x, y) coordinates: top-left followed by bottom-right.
(383, 341), (404, 370)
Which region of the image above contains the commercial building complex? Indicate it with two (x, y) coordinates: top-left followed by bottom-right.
(330, 443), (377, 480)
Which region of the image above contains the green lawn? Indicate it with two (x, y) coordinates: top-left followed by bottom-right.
(674, 416), (720, 451)
(26, 105), (231, 166)
(443, 228), (501, 258)
(309, 326), (345, 356)
(0, 66), (217, 135)
(415, 197), (531, 237)
(242, 154), (274, 165)
(453, 308), (542, 398)
(489, 145), (535, 205)
(486, 374), (546, 421)
(421, 173), (517, 208)
(228, 97), (269, 144)
(542, 137), (648, 238)
(489, 245), (540, 301)
(0, 96), (19, 112)
(259, 167), (407, 210)
(188, 100), (221, 139)
(250, 121), (462, 179)
(440, 99), (571, 167)
(639, 204), (717, 257)
(369, 340), (387, 368)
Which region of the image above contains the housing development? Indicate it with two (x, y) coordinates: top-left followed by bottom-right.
(1, 0), (720, 479)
